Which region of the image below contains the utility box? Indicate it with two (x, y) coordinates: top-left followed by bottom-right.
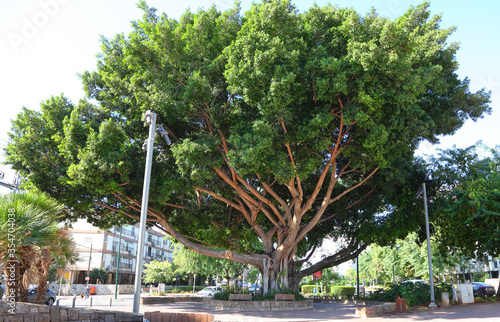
(453, 284), (474, 304)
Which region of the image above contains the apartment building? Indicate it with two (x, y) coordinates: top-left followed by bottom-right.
(67, 219), (173, 285)
(454, 256), (500, 282)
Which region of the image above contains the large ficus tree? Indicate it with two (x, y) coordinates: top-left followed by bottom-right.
(5, 1), (490, 292)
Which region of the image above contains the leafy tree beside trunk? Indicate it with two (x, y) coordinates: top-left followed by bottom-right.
(173, 244), (246, 285)
(143, 260), (175, 285)
(427, 145), (500, 260)
(4, 1), (490, 293)
(89, 268), (110, 284)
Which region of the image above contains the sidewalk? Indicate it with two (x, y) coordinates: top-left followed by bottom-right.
(56, 294), (500, 321)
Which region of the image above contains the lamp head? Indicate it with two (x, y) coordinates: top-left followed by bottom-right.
(144, 110), (155, 125)
(157, 125), (172, 145)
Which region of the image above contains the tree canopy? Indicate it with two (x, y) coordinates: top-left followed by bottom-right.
(4, 0), (490, 292)
(358, 232), (466, 283)
(172, 243), (247, 284)
(427, 145), (500, 259)
(143, 260), (175, 284)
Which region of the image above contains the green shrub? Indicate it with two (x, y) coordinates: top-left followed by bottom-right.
(177, 285), (205, 292)
(330, 286), (355, 299)
(213, 290), (230, 300)
(300, 284), (331, 294)
(301, 285), (316, 294)
(365, 282), (452, 307)
(151, 291), (166, 296)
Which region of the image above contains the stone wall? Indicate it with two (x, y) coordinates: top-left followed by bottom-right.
(48, 283), (136, 296)
(0, 301), (142, 322)
(354, 303), (396, 318)
(202, 299), (314, 311)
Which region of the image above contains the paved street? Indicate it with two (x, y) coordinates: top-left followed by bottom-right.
(55, 294), (500, 321)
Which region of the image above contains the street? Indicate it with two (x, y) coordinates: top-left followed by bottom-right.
(55, 294), (500, 321)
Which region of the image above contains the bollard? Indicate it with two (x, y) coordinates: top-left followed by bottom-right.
(72, 294), (76, 308)
(395, 297), (406, 313)
(89, 296), (93, 307)
(109, 297), (113, 307)
(56, 298), (59, 307)
(441, 292), (450, 307)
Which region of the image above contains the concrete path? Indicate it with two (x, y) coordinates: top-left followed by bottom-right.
(55, 294), (500, 321)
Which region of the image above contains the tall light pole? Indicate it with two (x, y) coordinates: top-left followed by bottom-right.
(87, 244), (92, 285)
(114, 226), (122, 300)
(132, 111), (171, 314)
(421, 182), (437, 308)
(133, 111), (156, 313)
(356, 255), (360, 300)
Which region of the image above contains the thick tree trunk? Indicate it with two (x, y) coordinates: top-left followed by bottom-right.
(287, 260), (301, 293)
(35, 254), (52, 304)
(5, 261), (28, 302)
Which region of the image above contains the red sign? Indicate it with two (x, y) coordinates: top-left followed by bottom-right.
(313, 271), (322, 279)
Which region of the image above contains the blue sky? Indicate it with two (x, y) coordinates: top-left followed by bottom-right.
(1, 0), (498, 188)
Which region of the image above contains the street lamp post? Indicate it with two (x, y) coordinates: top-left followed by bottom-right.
(356, 255), (360, 300)
(421, 182), (437, 308)
(132, 111), (172, 314)
(132, 111), (157, 313)
(114, 226), (122, 300)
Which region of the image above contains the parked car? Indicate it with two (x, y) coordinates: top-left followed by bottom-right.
(248, 284), (260, 292)
(402, 279), (427, 285)
(468, 282), (496, 297)
(27, 288), (56, 306)
(197, 286), (223, 297)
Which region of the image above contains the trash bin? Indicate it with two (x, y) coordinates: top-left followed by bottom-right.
(90, 286), (96, 295)
(395, 297), (406, 313)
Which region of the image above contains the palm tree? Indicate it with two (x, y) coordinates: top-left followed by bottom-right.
(0, 191), (70, 302)
(33, 228), (78, 304)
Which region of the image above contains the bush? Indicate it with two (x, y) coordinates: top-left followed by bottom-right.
(298, 284), (332, 294)
(213, 290), (230, 300)
(330, 286), (355, 299)
(173, 285), (205, 293)
(151, 291), (166, 296)
(364, 282), (452, 307)
(301, 285), (316, 294)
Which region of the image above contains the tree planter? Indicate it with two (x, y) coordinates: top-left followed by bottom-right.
(141, 296), (203, 304)
(202, 298), (313, 311)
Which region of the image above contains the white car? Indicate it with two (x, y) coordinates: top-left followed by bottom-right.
(197, 286), (223, 297)
(402, 279), (427, 285)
